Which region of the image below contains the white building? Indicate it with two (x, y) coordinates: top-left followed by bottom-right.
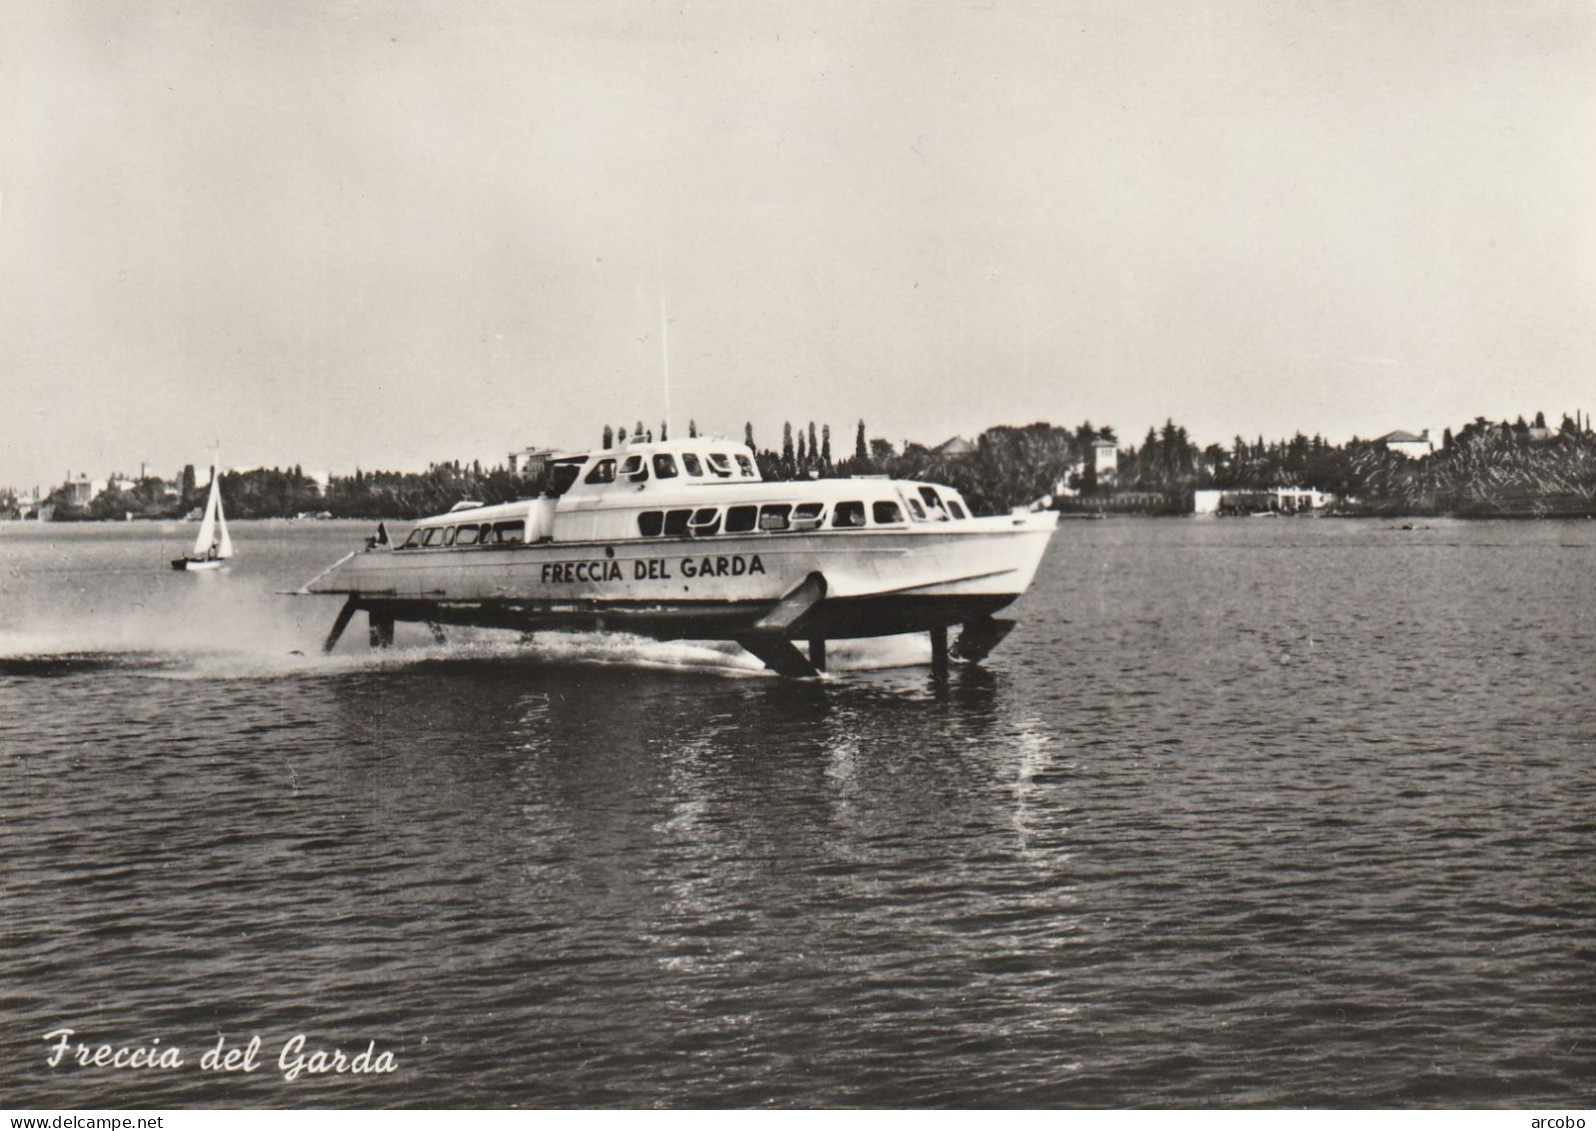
(509, 447), (556, 479)
(1091, 437), (1118, 481)
(1193, 489), (1225, 515)
(1056, 437), (1120, 496)
(931, 436), (974, 458)
(59, 475), (101, 506)
(1377, 429), (1433, 459)
(1193, 486), (1333, 515)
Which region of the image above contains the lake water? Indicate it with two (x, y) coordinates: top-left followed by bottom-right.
(2, 517), (1592, 1108)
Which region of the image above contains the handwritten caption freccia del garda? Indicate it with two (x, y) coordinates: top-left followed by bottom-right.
(44, 1029), (397, 1082)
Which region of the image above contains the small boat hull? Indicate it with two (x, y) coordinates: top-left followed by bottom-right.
(172, 557), (227, 571)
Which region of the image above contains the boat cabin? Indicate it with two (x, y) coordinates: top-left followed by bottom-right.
(395, 437), (975, 550)
(558, 439), (761, 498)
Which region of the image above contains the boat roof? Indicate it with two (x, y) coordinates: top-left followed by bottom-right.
(410, 436), (973, 527)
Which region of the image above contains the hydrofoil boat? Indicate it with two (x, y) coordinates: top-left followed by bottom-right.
(301, 437), (1057, 676)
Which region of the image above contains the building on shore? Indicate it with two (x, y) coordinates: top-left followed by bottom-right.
(1091, 437), (1119, 480)
(1377, 429), (1433, 459)
(1194, 486), (1333, 515)
(930, 436), (974, 459)
(0, 487), (43, 520)
(1055, 436), (1120, 497)
(58, 474), (103, 506)
(1054, 489), (1185, 516)
(509, 446), (556, 481)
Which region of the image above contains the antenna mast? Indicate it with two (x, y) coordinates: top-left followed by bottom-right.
(660, 293), (672, 438)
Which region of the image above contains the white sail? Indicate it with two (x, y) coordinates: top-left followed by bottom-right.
(191, 472), (219, 557)
(215, 486), (233, 559)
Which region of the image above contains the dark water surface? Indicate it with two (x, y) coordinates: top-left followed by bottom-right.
(2, 518), (1592, 1108)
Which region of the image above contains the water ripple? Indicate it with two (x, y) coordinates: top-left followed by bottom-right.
(1, 519), (1592, 1107)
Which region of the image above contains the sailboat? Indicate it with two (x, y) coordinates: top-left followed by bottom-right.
(171, 468), (234, 571)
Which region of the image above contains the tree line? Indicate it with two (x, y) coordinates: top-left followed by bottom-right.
(28, 410), (1596, 521)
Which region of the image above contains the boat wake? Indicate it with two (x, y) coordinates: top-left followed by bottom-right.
(432, 629), (936, 675)
(0, 624), (939, 681)
(0, 650), (175, 677)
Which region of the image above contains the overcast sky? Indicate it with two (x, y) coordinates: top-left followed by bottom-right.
(3, 0), (1593, 487)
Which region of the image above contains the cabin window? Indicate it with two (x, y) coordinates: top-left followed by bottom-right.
(638, 511), (664, 537)
(735, 454), (756, 477)
(688, 507), (721, 535)
(653, 453), (679, 479)
(792, 502), (824, 531)
(585, 459), (616, 484)
(707, 453), (734, 478)
(454, 524), (480, 546)
(832, 501), (866, 528)
(947, 499), (967, 520)
(492, 520), (525, 545)
(919, 487), (949, 518)
(681, 453), (704, 477)
(758, 504), (792, 532)
(663, 509), (692, 536)
(620, 454), (648, 482)
(549, 462), (582, 496)
(401, 529), (425, 549)
(872, 500), (904, 525)
(442, 527), (458, 546)
(725, 505), (758, 533)
(421, 527), (443, 547)
(905, 497), (927, 521)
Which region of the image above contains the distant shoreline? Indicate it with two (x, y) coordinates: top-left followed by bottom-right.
(8, 510), (1594, 527)
(12, 414), (1595, 524)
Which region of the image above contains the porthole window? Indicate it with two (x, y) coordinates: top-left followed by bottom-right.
(663, 509), (692, 536)
(681, 453), (704, 477)
(725, 505), (757, 533)
(638, 511), (664, 537)
(653, 453), (679, 479)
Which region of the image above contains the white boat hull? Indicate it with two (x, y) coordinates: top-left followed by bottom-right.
(172, 557), (227, 572)
(306, 513), (1056, 644)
